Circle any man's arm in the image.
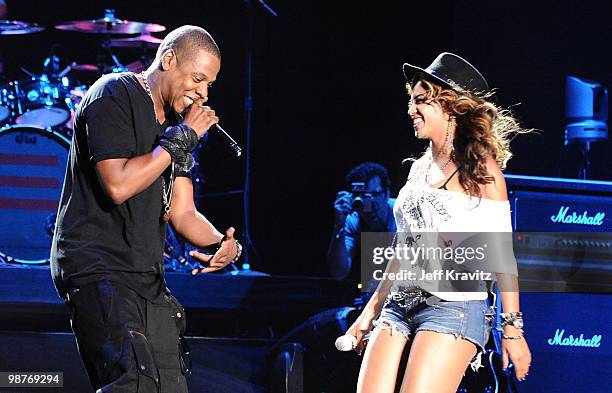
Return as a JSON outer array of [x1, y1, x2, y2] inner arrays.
[[95, 147, 171, 205], [170, 176, 238, 273], [327, 191, 355, 279], [91, 93, 217, 205], [327, 226, 355, 280], [169, 176, 223, 247]]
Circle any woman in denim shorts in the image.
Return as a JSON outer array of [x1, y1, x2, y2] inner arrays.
[[344, 53, 532, 393]]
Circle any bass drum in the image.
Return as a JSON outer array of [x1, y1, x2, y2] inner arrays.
[[0, 125, 70, 264], [15, 106, 70, 129]]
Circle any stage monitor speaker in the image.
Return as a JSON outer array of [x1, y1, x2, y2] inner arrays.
[[271, 307, 362, 393], [0, 332, 302, 393], [518, 292, 611, 393], [270, 342, 304, 393]]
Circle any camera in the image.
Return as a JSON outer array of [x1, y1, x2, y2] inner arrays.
[[350, 182, 373, 213]]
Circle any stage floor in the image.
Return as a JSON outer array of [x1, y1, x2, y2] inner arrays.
[[0, 264, 355, 336]]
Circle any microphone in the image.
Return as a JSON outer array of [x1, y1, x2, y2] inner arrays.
[[209, 124, 242, 157], [334, 334, 357, 351]]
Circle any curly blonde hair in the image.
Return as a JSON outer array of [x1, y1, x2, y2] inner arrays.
[[407, 79, 530, 197]]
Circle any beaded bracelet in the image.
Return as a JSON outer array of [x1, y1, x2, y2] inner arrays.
[[231, 239, 243, 263], [218, 234, 242, 263], [500, 311, 523, 320], [500, 311, 524, 331], [497, 325, 525, 340], [502, 333, 524, 340]]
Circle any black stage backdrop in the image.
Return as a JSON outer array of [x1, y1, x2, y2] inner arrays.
[[3, 0, 610, 275]]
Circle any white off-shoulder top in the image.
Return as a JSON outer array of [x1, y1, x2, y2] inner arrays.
[[391, 150, 514, 301]]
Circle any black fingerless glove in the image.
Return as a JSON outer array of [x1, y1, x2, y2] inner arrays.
[[159, 124, 198, 172], [173, 150, 195, 173]]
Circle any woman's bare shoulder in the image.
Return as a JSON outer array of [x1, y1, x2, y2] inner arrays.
[[480, 157, 508, 201]]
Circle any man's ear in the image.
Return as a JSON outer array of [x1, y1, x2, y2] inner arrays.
[[160, 49, 177, 71]]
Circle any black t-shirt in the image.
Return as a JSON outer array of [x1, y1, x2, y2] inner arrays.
[[50, 73, 187, 300]]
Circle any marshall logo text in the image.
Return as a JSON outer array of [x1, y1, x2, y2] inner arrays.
[[550, 206, 605, 226], [547, 329, 602, 348]]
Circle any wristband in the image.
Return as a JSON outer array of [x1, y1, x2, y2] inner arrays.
[[500, 311, 524, 330], [159, 124, 198, 172]]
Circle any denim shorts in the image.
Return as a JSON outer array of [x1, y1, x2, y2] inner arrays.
[[371, 292, 494, 371]]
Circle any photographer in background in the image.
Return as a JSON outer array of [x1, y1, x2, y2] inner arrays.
[[327, 162, 396, 280]]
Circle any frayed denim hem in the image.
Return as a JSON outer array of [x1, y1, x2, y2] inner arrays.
[[370, 319, 411, 340], [415, 328, 485, 372]]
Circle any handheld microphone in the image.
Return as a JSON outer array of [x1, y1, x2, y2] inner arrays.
[[209, 124, 242, 157], [334, 334, 357, 351]]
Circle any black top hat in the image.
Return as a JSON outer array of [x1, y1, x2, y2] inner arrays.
[[403, 52, 489, 93]]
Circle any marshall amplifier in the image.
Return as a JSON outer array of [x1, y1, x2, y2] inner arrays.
[[506, 175, 612, 292], [505, 175, 612, 392], [518, 292, 612, 393], [506, 174, 612, 232]]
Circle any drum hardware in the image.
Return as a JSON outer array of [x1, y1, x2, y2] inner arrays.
[[54, 9, 165, 35], [0, 10, 175, 266], [124, 57, 154, 73], [110, 34, 161, 73], [0, 20, 44, 35], [110, 34, 162, 48], [0, 41, 94, 130], [100, 39, 129, 73], [0, 81, 20, 123], [68, 62, 100, 73], [11, 64, 78, 129], [1, 11, 166, 148], [54, 10, 166, 74]]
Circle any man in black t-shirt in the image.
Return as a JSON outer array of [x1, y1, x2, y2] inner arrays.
[[50, 26, 239, 393]]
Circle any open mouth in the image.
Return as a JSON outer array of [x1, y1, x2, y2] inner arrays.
[[183, 96, 195, 107]]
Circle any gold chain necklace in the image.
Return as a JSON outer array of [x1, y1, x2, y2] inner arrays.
[[141, 72, 174, 223], [425, 147, 453, 184], [425, 117, 455, 184]]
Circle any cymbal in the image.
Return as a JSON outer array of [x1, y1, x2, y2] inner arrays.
[[125, 58, 154, 73], [110, 34, 162, 48], [0, 20, 44, 35], [70, 62, 100, 72], [70, 86, 88, 99], [55, 19, 165, 35]]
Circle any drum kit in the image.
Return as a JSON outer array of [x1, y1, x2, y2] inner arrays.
[[0, 9, 173, 265], [1, 9, 163, 130]]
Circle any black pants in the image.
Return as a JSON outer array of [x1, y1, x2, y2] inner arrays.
[[67, 280, 189, 393]]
